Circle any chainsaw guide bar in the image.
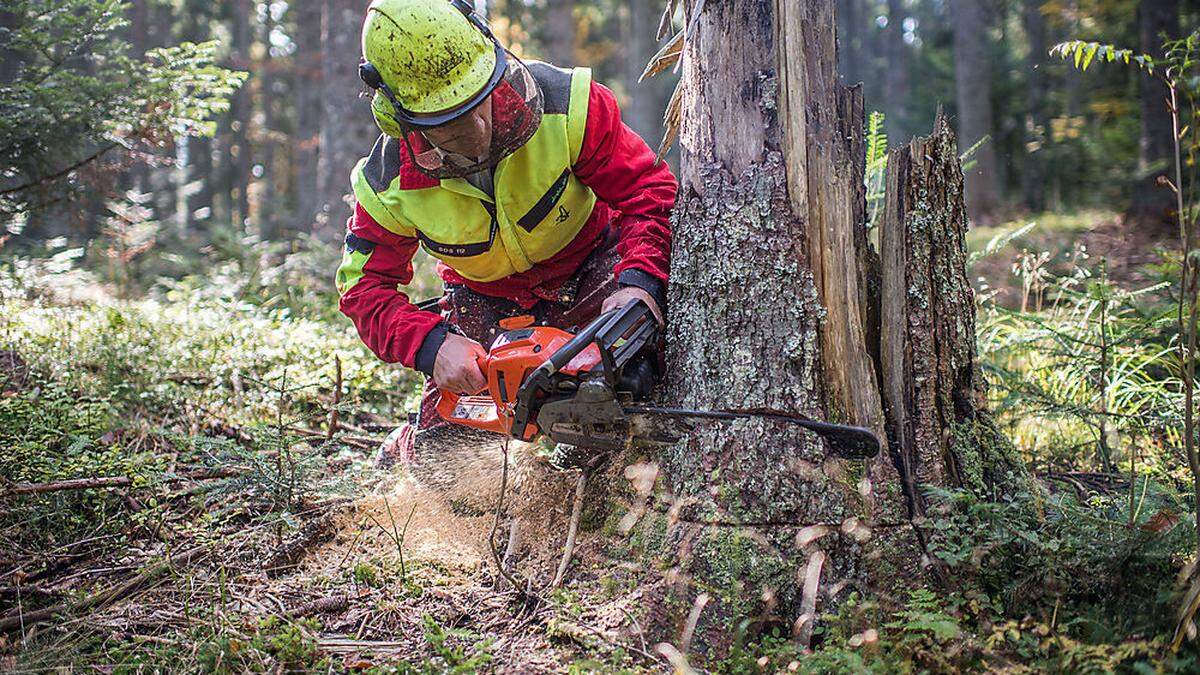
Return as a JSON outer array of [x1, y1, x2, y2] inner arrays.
[[436, 299, 882, 460]]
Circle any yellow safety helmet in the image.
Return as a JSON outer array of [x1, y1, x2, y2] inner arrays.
[[360, 0, 503, 136], [358, 0, 544, 178]]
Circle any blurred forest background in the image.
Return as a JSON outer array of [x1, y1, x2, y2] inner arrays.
[[7, 0, 1200, 255], [8, 0, 1200, 671]]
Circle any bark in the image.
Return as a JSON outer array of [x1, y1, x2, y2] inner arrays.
[[1020, 0, 1049, 213], [293, 0, 324, 231], [543, 0, 575, 66], [1129, 0, 1180, 226], [316, 0, 378, 243], [879, 111, 1027, 509], [951, 0, 1001, 223], [883, 0, 909, 144]]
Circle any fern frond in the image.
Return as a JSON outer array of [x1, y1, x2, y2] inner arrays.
[[1051, 40, 1157, 75]]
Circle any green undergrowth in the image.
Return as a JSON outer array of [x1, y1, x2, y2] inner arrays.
[[0, 278, 420, 569], [713, 485, 1199, 673]]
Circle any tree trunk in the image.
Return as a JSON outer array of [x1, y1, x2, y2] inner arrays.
[[1129, 0, 1179, 226], [259, 6, 280, 240], [542, 0, 575, 66], [644, 0, 890, 656], [180, 0, 215, 235], [883, 0, 909, 143], [316, 0, 378, 243], [879, 111, 1028, 508], [229, 0, 253, 231], [951, 0, 1001, 224], [293, 0, 324, 232], [1020, 0, 1049, 213], [613, 1, 1026, 661], [0, 8, 20, 85]]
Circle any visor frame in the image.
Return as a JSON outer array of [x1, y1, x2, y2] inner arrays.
[[397, 51, 544, 180]]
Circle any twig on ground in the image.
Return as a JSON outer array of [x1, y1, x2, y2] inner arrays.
[[551, 470, 588, 589]]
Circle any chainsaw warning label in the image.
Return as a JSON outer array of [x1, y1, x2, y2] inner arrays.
[[453, 401, 493, 421]]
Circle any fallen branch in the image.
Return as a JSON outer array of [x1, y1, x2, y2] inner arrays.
[[317, 637, 408, 654], [0, 544, 209, 632], [2, 468, 243, 497], [264, 512, 338, 576]]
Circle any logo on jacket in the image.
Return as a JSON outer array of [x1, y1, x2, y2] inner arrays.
[[555, 205, 570, 224]]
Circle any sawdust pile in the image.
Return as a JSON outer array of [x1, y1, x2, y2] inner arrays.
[[335, 427, 583, 576]]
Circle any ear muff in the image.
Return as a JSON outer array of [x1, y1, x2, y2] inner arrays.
[[369, 90, 407, 138], [360, 60, 408, 138]]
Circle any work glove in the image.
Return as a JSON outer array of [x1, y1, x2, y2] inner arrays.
[[601, 286, 664, 326]]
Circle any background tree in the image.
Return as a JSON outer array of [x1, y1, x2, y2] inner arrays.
[[1131, 0, 1181, 225], [316, 0, 377, 244], [952, 0, 1002, 223], [1021, 0, 1051, 213]]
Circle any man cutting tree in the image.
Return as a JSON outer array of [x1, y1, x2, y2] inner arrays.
[[335, 0, 675, 463]]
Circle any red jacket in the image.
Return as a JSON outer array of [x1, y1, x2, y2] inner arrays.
[[338, 81, 676, 374]]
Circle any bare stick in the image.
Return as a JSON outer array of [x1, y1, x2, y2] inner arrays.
[[551, 470, 589, 589], [326, 355, 343, 442], [2, 468, 242, 497], [488, 439, 523, 593]]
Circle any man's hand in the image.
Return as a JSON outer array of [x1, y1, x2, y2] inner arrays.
[[433, 333, 488, 395], [601, 286, 664, 326]]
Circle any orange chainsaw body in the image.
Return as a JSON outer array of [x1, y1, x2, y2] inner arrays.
[[435, 326, 603, 440]]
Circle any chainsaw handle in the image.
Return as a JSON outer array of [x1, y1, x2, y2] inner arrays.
[[542, 309, 620, 374]]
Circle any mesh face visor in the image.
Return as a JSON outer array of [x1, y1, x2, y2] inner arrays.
[[404, 54, 543, 179]]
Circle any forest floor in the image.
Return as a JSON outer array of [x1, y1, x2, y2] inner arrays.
[[0, 255, 660, 673], [968, 209, 1173, 306], [3, 209, 1200, 673]]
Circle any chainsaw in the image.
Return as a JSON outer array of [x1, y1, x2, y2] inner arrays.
[[435, 299, 881, 459]]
